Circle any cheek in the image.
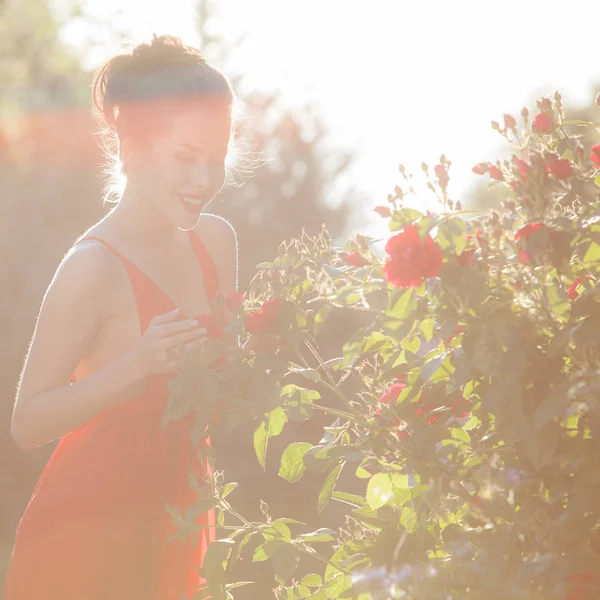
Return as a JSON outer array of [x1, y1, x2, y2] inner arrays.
[[151, 159, 189, 191]]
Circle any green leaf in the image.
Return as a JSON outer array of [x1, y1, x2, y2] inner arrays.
[[389, 208, 423, 231], [400, 505, 418, 533], [279, 442, 313, 482], [390, 473, 409, 489], [332, 491, 365, 508], [290, 367, 321, 382], [318, 463, 344, 513], [420, 318, 435, 342], [254, 407, 288, 469], [302, 573, 323, 588], [355, 463, 372, 479], [545, 280, 570, 317], [281, 385, 319, 421], [583, 240, 600, 265], [272, 543, 301, 584], [386, 288, 416, 320], [221, 482, 238, 498], [252, 539, 287, 562], [297, 528, 336, 543], [314, 304, 333, 334], [362, 331, 393, 354], [366, 473, 393, 510], [436, 217, 466, 254], [401, 335, 421, 353], [200, 538, 235, 581]]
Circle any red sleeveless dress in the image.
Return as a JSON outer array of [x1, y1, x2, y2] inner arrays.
[[4, 230, 220, 600]]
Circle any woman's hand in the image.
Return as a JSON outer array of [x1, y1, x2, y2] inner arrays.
[[131, 307, 209, 377]]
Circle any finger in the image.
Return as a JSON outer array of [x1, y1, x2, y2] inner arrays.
[[157, 329, 206, 353], [150, 307, 184, 326], [155, 319, 204, 338]]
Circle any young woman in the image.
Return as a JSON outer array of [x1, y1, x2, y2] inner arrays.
[[4, 34, 238, 599]]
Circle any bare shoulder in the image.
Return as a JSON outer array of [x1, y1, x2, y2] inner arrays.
[[60, 237, 122, 288], [195, 213, 237, 251], [195, 213, 238, 292]]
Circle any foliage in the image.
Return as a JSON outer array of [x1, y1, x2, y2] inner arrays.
[[167, 91, 600, 600]]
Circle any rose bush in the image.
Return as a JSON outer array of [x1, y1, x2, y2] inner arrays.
[[163, 91, 600, 600]]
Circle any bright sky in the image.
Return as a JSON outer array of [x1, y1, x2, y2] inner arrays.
[[61, 0, 600, 238]]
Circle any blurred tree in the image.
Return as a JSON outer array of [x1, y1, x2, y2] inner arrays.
[[0, 1, 104, 590]]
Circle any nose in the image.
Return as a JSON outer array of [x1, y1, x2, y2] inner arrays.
[[190, 159, 211, 191]]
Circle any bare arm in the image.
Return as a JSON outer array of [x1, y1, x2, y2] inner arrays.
[[10, 243, 142, 452], [11, 241, 209, 453]]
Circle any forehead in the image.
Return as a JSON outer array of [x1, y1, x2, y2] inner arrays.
[[165, 104, 232, 148]]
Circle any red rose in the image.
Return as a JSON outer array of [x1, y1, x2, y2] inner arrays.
[[591, 144, 600, 166], [224, 291, 245, 313], [466, 229, 488, 249], [374, 206, 392, 217], [567, 275, 591, 300], [416, 391, 441, 425], [472, 495, 485, 508], [379, 383, 406, 405], [416, 390, 470, 424], [472, 162, 489, 175], [514, 222, 555, 241], [196, 313, 225, 340], [245, 298, 280, 334], [344, 251, 370, 267], [514, 222, 556, 265], [568, 278, 582, 300], [488, 165, 504, 181], [548, 157, 573, 179], [532, 112, 553, 133], [449, 397, 471, 419], [383, 224, 443, 288], [442, 324, 465, 348], [457, 248, 476, 267], [514, 158, 530, 182]]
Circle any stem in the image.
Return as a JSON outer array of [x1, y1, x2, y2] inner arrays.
[[294, 343, 355, 412], [219, 497, 259, 530], [296, 542, 353, 576], [314, 403, 355, 421]]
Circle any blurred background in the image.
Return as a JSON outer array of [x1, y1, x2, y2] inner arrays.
[[0, 0, 599, 596]]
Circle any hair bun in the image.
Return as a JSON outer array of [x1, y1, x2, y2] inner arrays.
[[130, 34, 206, 67], [92, 33, 232, 136]]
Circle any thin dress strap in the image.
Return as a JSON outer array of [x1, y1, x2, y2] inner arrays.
[[70, 232, 222, 383]]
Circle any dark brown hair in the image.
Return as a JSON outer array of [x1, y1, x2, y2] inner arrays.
[[91, 34, 238, 203]]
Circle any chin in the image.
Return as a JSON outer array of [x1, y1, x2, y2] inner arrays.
[[176, 208, 203, 231]]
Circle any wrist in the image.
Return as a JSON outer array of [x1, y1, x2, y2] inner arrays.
[[121, 347, 147, 383]]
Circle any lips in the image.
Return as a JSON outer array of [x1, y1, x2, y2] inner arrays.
[[178, 193, 205, 215]]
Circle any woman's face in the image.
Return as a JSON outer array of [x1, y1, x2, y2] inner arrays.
[[133, 104, 231, 230]]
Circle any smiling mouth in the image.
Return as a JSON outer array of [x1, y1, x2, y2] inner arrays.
[[178, 193, 206, 214]]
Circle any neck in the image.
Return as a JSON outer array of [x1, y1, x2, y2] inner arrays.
[[110, 181, 181, 250]]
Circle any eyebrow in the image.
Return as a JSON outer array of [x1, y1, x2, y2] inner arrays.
[[179, 142, 228, 153]]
